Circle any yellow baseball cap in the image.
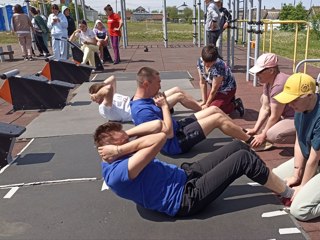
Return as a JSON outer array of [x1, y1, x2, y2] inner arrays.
[[274, 73, 316, 104]]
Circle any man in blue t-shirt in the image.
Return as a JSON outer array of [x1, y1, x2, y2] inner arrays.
[[94, 118, 294, 217], [273, 73, 320, 221], [130, 66, 255, 155]]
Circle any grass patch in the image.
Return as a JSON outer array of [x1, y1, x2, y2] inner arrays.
[[1, 22, 319, 67]]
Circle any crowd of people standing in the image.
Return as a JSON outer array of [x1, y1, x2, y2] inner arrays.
[[10, 3, 121, 66]]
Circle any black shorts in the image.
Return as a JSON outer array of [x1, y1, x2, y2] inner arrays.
[[176, 114, 206, 153]]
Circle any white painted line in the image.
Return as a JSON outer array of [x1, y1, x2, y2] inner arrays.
[[101, 180, 109, 191], [3, 187, 19, 199], [262, 210, 288, 218], [279, 227, 301, 235], [91, 73, 97, 81], [0, 177, 98, 189], [247, 182, 261, 186], [0, 138, 34, 175]]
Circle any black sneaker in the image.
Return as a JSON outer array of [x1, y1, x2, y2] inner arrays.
[[234, 98, 245, 117]]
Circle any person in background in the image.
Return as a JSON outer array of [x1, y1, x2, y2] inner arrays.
[[38, 9, 49, 49], [214, 0, 232, 57], [93, 19, 111, 63], [30, 7, 50, 57], [197, 44, 244, 116], [204, 0, 221, 46], [247, 53, 295, 151], [104, 4, 122, 64], [11, 4, 34, 61], [273, 73, 320, 221], [69, 20, 99, 68], [94, 120, 294, 217], [47, 4, 68, 60], [62, 6, 76, 58]]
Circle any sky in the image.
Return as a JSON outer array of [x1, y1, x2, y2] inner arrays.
[[0, 0, 319, 14]]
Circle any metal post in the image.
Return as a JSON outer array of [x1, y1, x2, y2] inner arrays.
[[80, 0, 87, 21], [192, 0, 197, 45], [74, 0, 80, 24], [226, 0, 231, 66], [242, 0, 247, 45], [120, 0, 127, 48], [230, 0, 235, 68], [253, 0, 262, 86], [203, 1, 207, 46], [197, 0, 201, 47], [235, 0, 239, 43], [163, 0, 168, 48], [246, 0, 253, 82]]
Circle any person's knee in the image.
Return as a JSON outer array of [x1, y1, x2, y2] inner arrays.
[[171, 86, 182, 94], [207, 105, 222, 114], [290, 202, 316, 221]]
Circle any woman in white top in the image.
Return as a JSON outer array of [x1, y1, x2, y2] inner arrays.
[[47, 4, 68, 60], [69, 19, 99, 67], [89, 76, 202, 122]]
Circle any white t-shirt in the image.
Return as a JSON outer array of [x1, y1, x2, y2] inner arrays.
[[99, 93, 132, 122], [76, 29, 96, 44]]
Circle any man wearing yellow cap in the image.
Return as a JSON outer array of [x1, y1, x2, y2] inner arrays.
[[272, 72, 320, 221]]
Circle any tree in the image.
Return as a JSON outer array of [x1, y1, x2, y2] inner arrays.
[[166, 6, 178, 21], [311, 13, 320, 40], [279, 2, 307, 31], [182, 7, 193, 23]]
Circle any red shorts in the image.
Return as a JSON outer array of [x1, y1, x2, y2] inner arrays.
[[209, 89, 236, 114]]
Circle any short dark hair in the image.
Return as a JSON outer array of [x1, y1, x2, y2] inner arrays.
[[104, 4, 113, 12], [137, 67, 159, 85], [89, 83, 106, 94], [51, 4, 59, 11], [13, 4, 24, 14], [201, 44, 219, 62], [30, 7, 38, 15], [78, 19, 87, 26], [93, 122, 123, 147]]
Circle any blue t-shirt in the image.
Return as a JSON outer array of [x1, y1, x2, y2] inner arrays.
[[197, 57, 236, 94], [130, 98, 182, 155], [102, 157, 187, 216], [295, 94, 320, 159]]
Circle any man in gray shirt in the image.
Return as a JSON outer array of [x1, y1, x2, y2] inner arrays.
[[205, 0, 221, 46]]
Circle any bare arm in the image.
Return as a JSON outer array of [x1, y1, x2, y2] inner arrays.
[[204, 76, 223, 108], [247, 94, 270, 135], [69, 29, 80, 41], [128, 132, 166, 179], [98, 132, 167, 179], [115, 18, 123, 31], [251, 100, 285, 147], [286, 135, 306, 187], [125, 120, 162, 138], [154, 92, 174, 138], [103, 75, 116, 92], [198, 69, 208, 105], [300, 147, 319, 186]]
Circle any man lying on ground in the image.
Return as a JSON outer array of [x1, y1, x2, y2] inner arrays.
[[89, 75, 202, 122], [94, 119, 294, 217]]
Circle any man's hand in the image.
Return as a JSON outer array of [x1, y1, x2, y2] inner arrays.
[[285, 176, 301, 187], [245, 128, 256, 136], [154, 92, 168, 108], [98, 145, 119, 163], [250, 133, 267, 147]]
